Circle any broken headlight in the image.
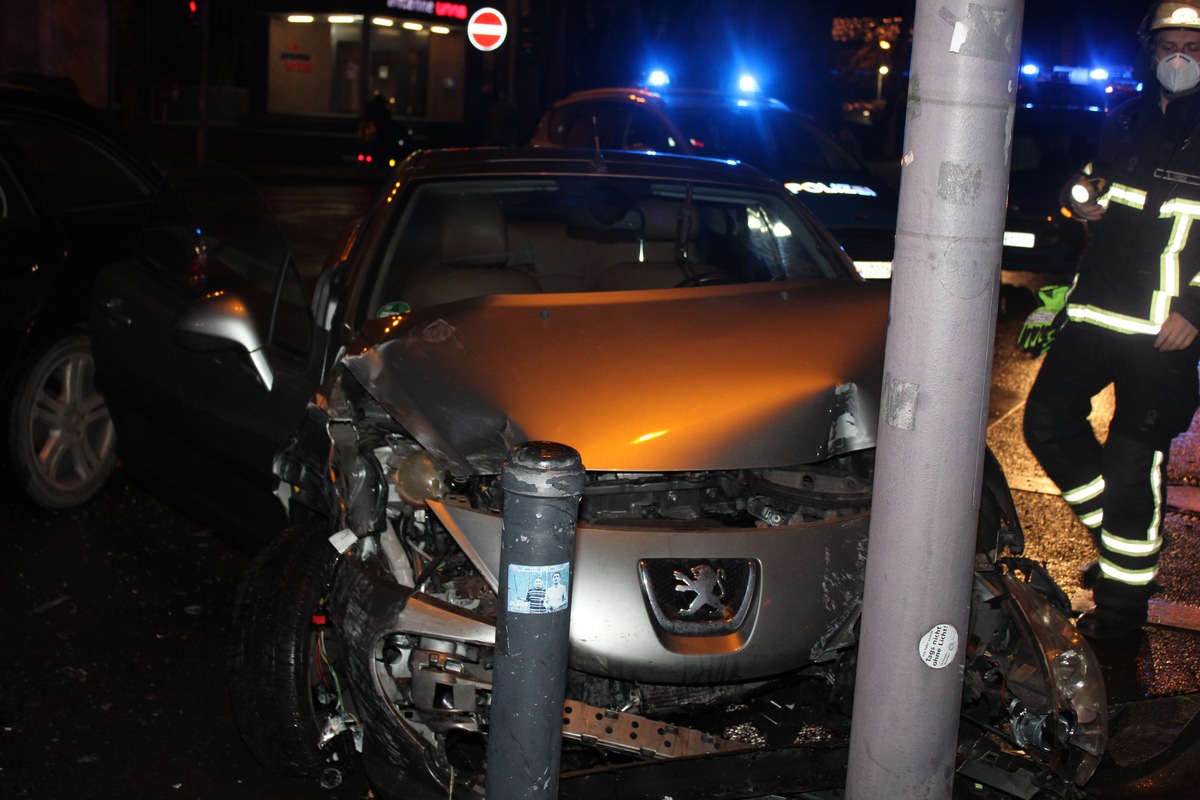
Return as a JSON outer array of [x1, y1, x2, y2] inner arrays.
[[1001, 570, 1107, 785]]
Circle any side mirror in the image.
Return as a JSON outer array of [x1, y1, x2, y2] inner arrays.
[[174, 293, 275, 390]]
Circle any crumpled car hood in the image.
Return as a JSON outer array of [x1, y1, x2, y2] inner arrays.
[[343, 280, 890, 475]]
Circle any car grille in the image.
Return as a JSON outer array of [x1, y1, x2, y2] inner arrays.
[[638, 558, 758, 635]]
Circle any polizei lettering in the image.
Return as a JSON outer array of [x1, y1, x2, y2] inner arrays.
[[785, 181, 878, 197]]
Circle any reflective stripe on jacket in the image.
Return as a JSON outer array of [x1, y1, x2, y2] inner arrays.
[[1065, 92, 1200, 336]]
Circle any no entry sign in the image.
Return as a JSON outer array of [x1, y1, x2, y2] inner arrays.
[[467, 7, 507, 52]]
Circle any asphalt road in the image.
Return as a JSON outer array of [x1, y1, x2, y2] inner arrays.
[[0, 471, 374, 800], [4, 175, 1200, 798]]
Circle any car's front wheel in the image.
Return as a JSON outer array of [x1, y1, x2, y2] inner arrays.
[[229, 522, 358, 789], [8, 332, 116, 509]]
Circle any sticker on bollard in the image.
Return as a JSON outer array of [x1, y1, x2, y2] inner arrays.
[[487, 442, 583, 800], [506, 562, 570, 613]]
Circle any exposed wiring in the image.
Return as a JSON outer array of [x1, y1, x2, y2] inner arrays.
[[318, 628, 359, 726], [959, 710, 1018, 747]]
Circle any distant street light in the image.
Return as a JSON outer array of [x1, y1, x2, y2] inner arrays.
[[876, 65, 890, 100]]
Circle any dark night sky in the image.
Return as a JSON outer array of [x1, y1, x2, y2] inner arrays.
[[837, 0, 1149, 62], [813, 1, 1151, 69], [1020, 1, 1150, 69], [600, 1, 1155, 118], [611, 2, 1153, 84]]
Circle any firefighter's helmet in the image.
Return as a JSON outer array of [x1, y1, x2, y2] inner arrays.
[[1142, 2, 1200, 42]]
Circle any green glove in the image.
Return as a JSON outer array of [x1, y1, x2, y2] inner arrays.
[[1017, 285, 1070, 357]]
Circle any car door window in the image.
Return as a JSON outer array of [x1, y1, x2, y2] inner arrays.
[[0, 156, 35, 222], [547, 104, 604, 147], [144, 165, 313, 356], [0, 119, 151, 210], [624, 107, 676, 152], [270, 258, 312, 355], [196, 213, 312, 356], [546, 102, 641, 150], [669, 108, 863, 173]]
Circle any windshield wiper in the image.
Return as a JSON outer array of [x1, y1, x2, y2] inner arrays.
[[675, 183, 698, 284]]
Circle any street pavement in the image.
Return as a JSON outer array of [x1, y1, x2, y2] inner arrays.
[[0, 471, 375, 800]]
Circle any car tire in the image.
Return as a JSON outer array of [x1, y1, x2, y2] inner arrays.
[[228, 522, 353, 785], [8, 332, 116, 509], [332, 558, 456, 800]]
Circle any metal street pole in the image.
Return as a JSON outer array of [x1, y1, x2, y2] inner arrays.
[[197, 0, 209, 162], [845, 1, 1023, 798]]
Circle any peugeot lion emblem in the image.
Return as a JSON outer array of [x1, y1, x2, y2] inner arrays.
[[673, 564, 727, 617], [639, 559, 758, 635]]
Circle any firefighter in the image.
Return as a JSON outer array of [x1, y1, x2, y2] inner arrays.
[[1021, 1, 1200, 639]]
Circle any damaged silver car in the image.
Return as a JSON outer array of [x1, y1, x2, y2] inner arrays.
[[93, 149, 1106, 798]]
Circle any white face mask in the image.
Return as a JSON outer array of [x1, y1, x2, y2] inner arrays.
[[1158, 52, 1200, 94]]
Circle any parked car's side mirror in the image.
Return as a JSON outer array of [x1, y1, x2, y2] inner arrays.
[[174, 293, 275, 390]]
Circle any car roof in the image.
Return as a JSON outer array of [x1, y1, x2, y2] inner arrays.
[[402, 146, 784, 189], [1016, 79, 1110, 111], [2, 78, 110, 123], [550, 86, 794, 115], [0, 78, 161, 177]]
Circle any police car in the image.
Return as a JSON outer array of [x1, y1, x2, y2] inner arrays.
[[1002, 77, 1109, 274], [530, 77, 898, 279]]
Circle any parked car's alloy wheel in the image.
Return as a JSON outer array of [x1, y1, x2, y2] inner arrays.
[[9, 333, 116, 509]]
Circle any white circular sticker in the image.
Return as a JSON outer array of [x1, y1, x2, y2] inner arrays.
[[918, 623, 959, 669]]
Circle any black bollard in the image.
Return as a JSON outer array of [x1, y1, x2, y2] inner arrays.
[[485, 442, 584, 800]]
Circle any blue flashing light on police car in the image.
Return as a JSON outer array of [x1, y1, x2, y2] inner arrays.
[[647, 69, 670, 88], [738, 73, 761, 93]]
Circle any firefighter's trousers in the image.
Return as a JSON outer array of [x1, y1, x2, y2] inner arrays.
[[1023, 322, 1200, 611]]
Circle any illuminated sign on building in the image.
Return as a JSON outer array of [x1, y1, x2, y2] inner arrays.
[[281, 42, 313, 73], [386, 0, 469, 19]]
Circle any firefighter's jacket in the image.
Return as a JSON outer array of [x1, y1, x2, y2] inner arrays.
[[1066, 90, 1200, 336]]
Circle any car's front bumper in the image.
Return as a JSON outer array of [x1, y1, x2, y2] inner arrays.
[[429, 499, 868, 683]]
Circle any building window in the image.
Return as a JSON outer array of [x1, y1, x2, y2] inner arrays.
[[268, 15, 430, 117]]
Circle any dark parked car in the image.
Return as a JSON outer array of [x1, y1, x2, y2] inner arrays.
[[0, 78, 163, 508], [530, 87, 898, 279], [88, 162, 315, 544]]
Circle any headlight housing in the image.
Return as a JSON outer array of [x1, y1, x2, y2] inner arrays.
[[998, 567, 1107, 785]]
